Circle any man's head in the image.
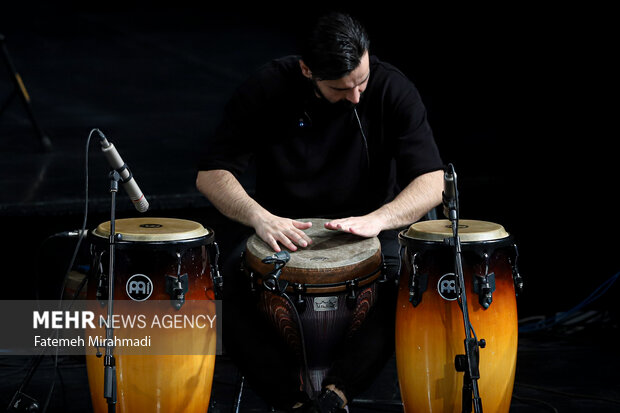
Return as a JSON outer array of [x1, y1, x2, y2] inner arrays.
[[299, 12, 370, 105]]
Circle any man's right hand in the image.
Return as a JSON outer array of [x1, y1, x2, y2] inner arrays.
[[250, 212, 313, 252], [196, 170, 313, 252]]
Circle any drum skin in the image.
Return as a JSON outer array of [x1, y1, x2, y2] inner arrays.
[[396, 224, 518, 413], [85, 218, 216, 413]]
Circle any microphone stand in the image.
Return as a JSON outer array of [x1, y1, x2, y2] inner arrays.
[[102, 170, 120, 413], [444, 164, 484, 413]]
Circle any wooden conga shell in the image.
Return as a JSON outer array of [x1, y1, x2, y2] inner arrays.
[[86, 218, 217, 413], [395, 219, 518, 413]]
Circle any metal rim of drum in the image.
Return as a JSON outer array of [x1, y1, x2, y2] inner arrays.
[[399, 219, 512, 250], [90, 217, 214, 249]]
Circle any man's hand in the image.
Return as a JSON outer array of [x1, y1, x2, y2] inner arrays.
[[325, 170, 444, 237], [197, 170, 313, 252], [324, 215, 385, 238], [252, 213, 313, 252]]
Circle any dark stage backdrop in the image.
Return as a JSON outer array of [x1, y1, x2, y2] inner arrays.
[[0, 2, 616, 321]]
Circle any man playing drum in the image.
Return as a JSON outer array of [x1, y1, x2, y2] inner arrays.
[[196, 12, 444, 412]]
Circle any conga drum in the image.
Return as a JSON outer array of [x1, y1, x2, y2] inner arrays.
[[86, 217, 219, 413], [243, 218, 383, 396], [396, 219, 521, 413]]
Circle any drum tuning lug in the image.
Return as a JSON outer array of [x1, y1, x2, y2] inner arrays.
[[248, 271, 257, 293], [295, 294, 307, 313], [346, 279, 358, 309], [510, 243, 524, 295], [473, 274, 495, 309], [408, 253, 427, 307], [210, 241, 224, 299], [473, 254, 495, 310], [478, 339, 486, 348], [166, 273, 188, 310]]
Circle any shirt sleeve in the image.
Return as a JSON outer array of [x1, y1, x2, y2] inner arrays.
[[196, 72, 266, 178], [383, 70, 444, 187]]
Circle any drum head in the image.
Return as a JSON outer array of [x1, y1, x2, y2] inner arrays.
[[92, 217, 211, 243], [245, 218, 382, 289], [403, 219, 509, 243], [246, 218, 380, 270]]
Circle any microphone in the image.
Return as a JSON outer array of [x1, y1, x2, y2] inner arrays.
[[442, 163, 457, 220], [97, 131, 149, 213]]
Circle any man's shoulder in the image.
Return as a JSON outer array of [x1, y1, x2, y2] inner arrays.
[[254, 55, 301, 80], [369, 55, 411, 84]]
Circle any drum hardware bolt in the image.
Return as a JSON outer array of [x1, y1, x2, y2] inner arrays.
[[346, 279, 358, 309], [248, 271, 257, 293], [211, 241, 224, 299], [408, 253, 427, 307], [96, 271, 108, 305], [479, 339, 486, 348], [166, 252, 189, 310], [166, 273, 188, 310], [293, 284, 307, 313], [378, 256, 389, 283], [510, 243, 524, 295], [473, 253, 495, 309]]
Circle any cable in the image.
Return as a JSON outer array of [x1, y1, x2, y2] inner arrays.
[[511, 394, 559, 413], [42, 128, 97, 413], [519, 271, 620, 333], [353, 108, 370, 168], [516, 383, 620, 405], [282, 291, 313, 400], [7, 129, 97, 413]]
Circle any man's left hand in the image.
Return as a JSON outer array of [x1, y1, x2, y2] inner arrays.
[[324, 215, 385, 238]]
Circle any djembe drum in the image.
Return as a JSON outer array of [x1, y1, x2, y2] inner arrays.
[[243, 218, 384, 396]]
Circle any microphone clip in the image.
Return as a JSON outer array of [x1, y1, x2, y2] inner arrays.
[[261, 251, 291, 294]]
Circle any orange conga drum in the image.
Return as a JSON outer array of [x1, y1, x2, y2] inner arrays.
[[396, 219, 521, 412], [85, 217, 218, 413], [243, 218, 383, 396]]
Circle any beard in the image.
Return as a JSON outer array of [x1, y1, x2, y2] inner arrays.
[[310, 78, 359, 113]]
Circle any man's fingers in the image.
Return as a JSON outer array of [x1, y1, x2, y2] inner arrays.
[[265, 234, 281, 252], [276, 233, 298, 251], [292, 220, 312, 230]]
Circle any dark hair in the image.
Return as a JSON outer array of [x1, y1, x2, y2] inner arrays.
[[300, 12, 370, 80]]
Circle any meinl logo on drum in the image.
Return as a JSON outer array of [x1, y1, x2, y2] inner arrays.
[[126, 273, 154, 301], [437, 273, 459, 301]]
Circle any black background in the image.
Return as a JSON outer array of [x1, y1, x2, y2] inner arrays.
[[0, 1, 617, 320]]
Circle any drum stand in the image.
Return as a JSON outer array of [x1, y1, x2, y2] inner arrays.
[[443, 163, 485, 413]]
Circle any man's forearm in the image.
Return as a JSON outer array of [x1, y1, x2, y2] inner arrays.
[[196, 169, 266, 227], [371, 169, 444, 230]]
